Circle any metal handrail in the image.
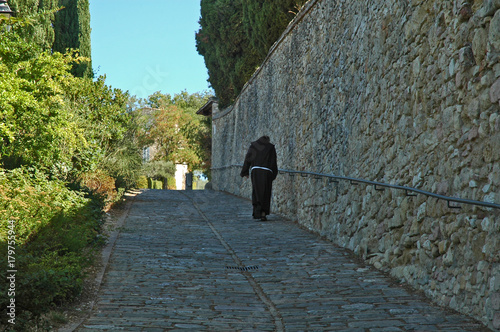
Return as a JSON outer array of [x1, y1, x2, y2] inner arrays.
[[212, 164, 500, 210]]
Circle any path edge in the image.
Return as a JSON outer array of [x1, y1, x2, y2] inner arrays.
[[58, 190, 140, 332]]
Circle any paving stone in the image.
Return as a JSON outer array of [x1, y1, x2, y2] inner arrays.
[[74, 190, 490, 331]]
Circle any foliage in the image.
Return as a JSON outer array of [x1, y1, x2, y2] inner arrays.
[[101, 109, 150, 189], [147, 105, 190, 163], [78, 169, 119, 211], [0, 168, 91, 243], [142, 160, 176, 181], [171, 92, 213, 175], [64, 75, 131, 175], [53, 0, 92, 77], [242, 0, 306, 59], [8, 0, 60, 51], [9, 0, 92, 77], [136, 175, 149, 189], [166, 176, 176, 189], [0, 47, 87, 171], [149, 178, 165, 189], [0, 27, 41, 65], [0, 16, 129, 329], [196, 0, 256, 108], [196, 0, 307, 107], [138, 91, 213, 177], [184, 114, 212, 179], [103, 137, 143, 190], [0, 27, 131, 181], [0, 167, 104, 329]]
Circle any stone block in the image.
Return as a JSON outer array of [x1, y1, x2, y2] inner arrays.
[[416, 202, 426, 222], [479, 0, 500, 17], [490, 112, 500, 132], [490, 78, 500, 105], [480, 217, 492, 232], [459, 45, 476, 68], [484, 192, 497, 204], [388, 214, 404, 229], [443, 248, 454, 267], [438, 240, 450, 255], [494, 311, 500, 330], [489, 10, 500, 51], [492, 292, 500, 310], [451, 232, 462, 245], [491, 274, 500, 291], [472, 28, 488, 63]]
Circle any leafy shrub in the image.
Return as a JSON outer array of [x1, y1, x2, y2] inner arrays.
[[0, 168, 89, 243], [78, 169, 118, 211], [150, 179, 164, 189], [136, 175, 148, 189], [0, 168, 104, 330], [167, 176, 176, 189], [141, 160, 176, 180]]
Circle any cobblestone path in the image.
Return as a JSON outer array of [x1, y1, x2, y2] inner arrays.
[[75, 189, 489, 331]]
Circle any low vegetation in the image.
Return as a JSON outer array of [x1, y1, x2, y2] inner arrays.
[[0, 168, 105, 329]]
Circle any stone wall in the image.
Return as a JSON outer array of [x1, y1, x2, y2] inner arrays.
[[210, 0, 500, 329]]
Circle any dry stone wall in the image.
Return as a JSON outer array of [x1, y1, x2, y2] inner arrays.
[[211, 0, 500, 329]]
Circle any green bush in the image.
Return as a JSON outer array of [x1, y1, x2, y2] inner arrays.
[[148, 178, 164, 189], [0, 167, 104, 330], [167, 176, 176, 189], [0, 168, 90, 243], [136, 175, 169, 190], [136, 175, 148, 189], [196, 0, 308, 107]]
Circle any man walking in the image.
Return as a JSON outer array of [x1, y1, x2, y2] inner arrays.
[[240, 136, 278, 221]]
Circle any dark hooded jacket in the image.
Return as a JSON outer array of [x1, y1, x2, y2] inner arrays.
[[240, 136, 278, 180]]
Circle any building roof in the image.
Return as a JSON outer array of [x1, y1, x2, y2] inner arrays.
[[196, 99, 217, 116]]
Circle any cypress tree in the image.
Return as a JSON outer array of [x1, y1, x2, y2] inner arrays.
[[242, 0, 307, 59], [196, 0, 259, 108], [53, 0, 92, 78], [196, 0, 307, 108], [9, 0, 59, 50], [8, 0, 92, 78]]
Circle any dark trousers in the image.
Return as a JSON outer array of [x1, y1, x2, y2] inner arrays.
[[251, 169, 273, 218]]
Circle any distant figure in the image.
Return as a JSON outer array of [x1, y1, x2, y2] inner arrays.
[[240, 136, 278, 221]]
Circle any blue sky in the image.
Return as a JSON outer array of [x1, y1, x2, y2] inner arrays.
[[89, 0, 211, 100]]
